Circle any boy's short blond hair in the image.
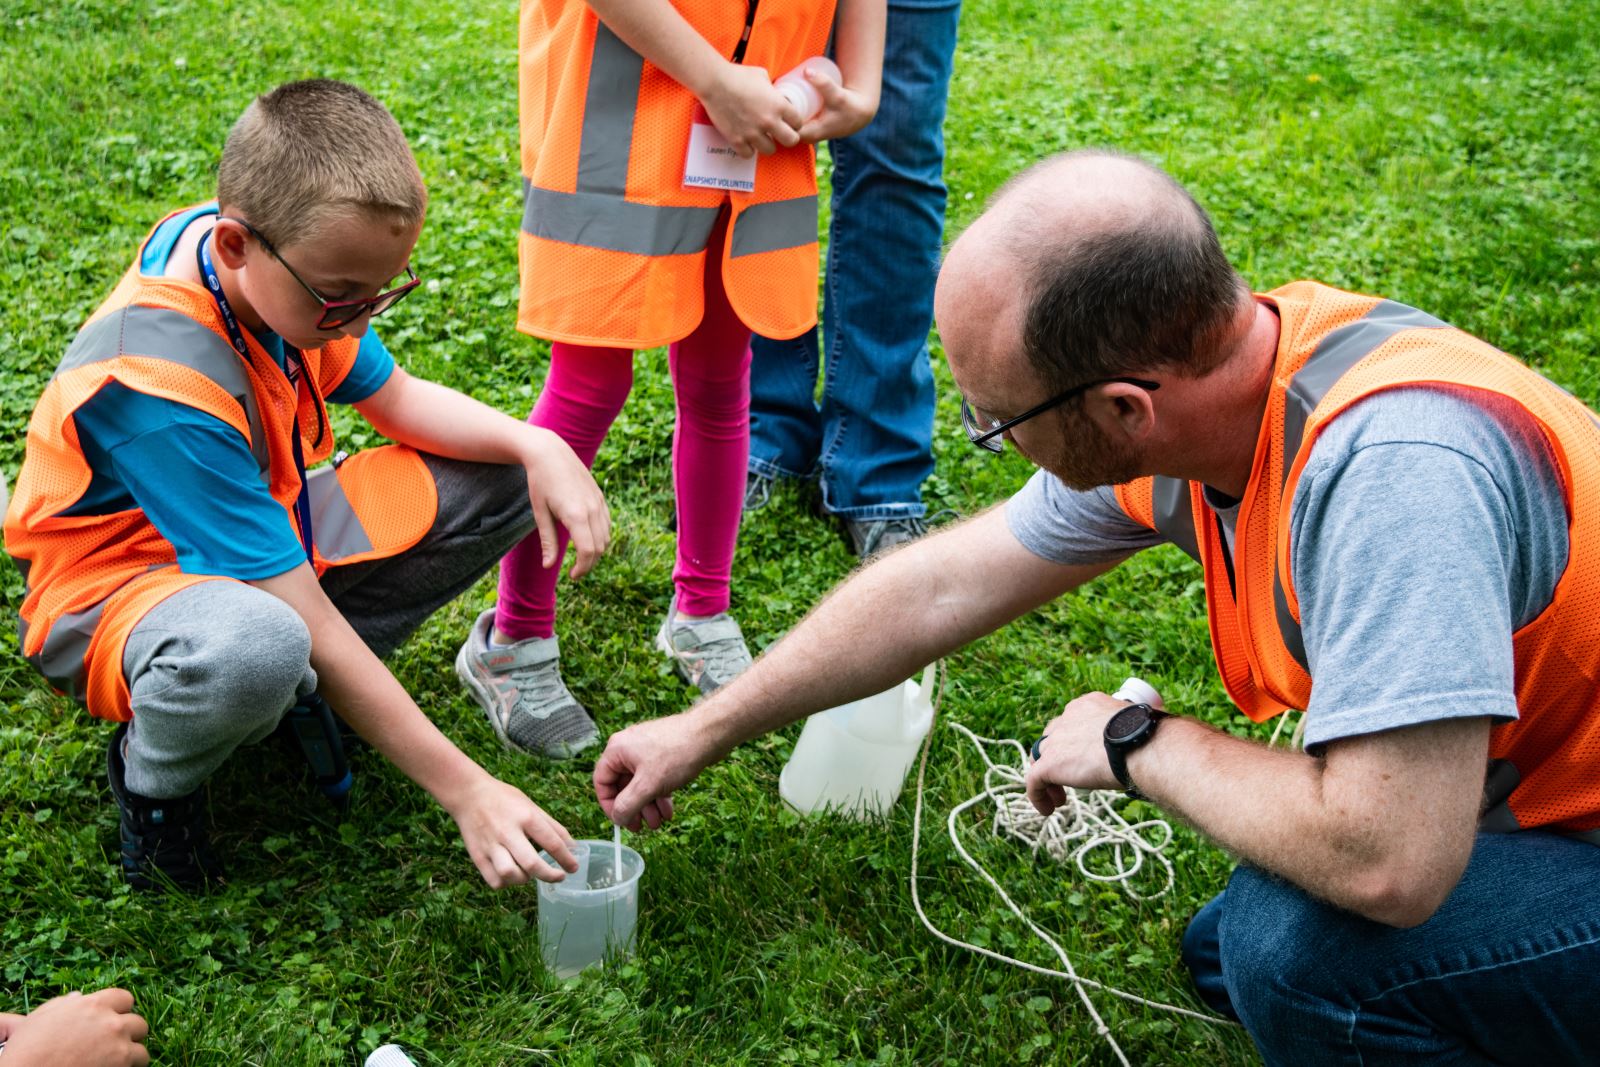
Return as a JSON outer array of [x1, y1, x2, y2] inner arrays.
[[217, 79, 427, 248]]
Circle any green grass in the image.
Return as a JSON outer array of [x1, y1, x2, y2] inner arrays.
[[2, 0, 1597, 1063]]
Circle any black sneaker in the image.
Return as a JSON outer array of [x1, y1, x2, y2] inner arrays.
[[107, 722, 224, 891], [841, 515, 928, 559]]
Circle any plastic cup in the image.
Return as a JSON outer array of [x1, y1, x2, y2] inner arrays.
[[365, 1045, 419, 1067], [537, 840, 644, 978]]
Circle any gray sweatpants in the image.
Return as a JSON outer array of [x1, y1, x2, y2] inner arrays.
[[119, 454, 534, 798]]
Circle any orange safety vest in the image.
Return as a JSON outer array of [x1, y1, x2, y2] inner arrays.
[[517, 0, 835, 349], [3, 209, 438, 722], [1114, 281, 1600, 842]]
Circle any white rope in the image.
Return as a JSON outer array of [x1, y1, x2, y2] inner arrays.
[[907, 664, 1238, 1067], [944, 721, 1176, 900]]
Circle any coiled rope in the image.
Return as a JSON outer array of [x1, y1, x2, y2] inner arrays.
[[907, 664, 1238, 1066]]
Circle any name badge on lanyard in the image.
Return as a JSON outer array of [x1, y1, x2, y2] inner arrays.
[[683, 102, 758, 193]]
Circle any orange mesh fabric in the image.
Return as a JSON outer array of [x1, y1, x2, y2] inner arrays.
[[1113, 480, 1154, 528], [519, 235, 708, 350], [1283, 321, 1600, 834], [517, 0, 834, 347], [1105, 279, 1600, 836], [312, 445, 437, 570], [5, 253, 434, 720]]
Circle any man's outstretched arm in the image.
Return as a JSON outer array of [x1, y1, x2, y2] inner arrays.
[[595, 504, 1118, 829]]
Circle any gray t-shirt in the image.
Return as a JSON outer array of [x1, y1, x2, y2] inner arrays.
[[1005, 386, 1569, 749]]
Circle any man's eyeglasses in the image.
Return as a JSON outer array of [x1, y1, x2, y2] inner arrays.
[[961, 376, 1161, 453], [227, 217, 421, 330]]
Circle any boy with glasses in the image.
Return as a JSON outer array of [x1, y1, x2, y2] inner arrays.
[[4, 79, 608, 892]]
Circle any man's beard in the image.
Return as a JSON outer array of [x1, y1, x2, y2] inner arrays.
[[1039, 405, 1144, 491]]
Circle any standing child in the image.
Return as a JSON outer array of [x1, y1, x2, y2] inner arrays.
[[5, 80, 607, 891], [457, 0, 885, 758]]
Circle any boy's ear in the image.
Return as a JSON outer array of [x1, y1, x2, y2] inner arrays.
[[211, 218, 253, 270]]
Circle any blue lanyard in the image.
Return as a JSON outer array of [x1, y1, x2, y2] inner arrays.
[[198, 232, 316, 565]]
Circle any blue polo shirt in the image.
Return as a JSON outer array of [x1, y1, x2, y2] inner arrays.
[[66, 204, 397, 579]]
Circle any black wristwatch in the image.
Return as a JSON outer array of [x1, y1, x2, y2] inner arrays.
[[1103, 703, 1169, 798]]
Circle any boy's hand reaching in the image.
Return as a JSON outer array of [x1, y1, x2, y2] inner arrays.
[[444, 775, 580, 888], [796, 68, 878, 144], [522, 427, 611, 579], [700, 61, 804, 158]]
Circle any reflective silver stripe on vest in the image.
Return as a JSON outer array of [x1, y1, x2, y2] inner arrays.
[[305, 466, 374, 562], [25, 596, 108, 704], [523, 181, 721, 256], [579, 22, 642, 197], [1150, 475, 1201, 564], [730, 195, 818, 257], [1272, 300, 1454, 668], [520, 21, 815, 260], [55, 305, 269, 473]]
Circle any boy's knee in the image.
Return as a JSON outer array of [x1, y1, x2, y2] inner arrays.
[[163, 589, 311, 723], [214, 597, 312, 709]]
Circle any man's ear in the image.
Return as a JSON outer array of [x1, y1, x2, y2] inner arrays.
[[210, 217, 253, 270], [1087, 380, 1158, 443]]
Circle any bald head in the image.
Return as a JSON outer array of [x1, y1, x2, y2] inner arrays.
[[937, 150, 1248, 395]]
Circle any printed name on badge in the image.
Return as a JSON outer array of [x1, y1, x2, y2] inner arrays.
[[683, 106, 758, 193]]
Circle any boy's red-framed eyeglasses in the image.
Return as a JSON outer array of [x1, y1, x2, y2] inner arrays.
[[226, 216, 422, 330]]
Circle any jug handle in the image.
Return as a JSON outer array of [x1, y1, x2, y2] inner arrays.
[[914, 661, 939, 706]]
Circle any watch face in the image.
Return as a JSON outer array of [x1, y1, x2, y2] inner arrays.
[[1105, 704, 1151, 743]]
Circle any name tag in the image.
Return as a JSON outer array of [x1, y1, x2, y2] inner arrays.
[[683, 105, 757, 193]]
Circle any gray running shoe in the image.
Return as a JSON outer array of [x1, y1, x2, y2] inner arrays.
[[654, 597, 753, 694], [455, 608, 598, 759], [842, 515, 928, 559], [743, 470, 775, 513]]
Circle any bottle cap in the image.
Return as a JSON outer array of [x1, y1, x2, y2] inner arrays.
[[1113, 677, 1164, 709]]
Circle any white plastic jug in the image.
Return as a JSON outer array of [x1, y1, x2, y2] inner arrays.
[[779, 664, 937, 819]]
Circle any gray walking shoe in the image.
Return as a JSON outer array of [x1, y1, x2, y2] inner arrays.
[[654, 597, 753, 694], [743, 470, 775, 513], [842, 515, 928, 559], [455, 608, 598, 759]]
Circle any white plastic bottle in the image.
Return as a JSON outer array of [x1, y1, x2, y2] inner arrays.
[[1113, 677, 1164, 708], [773, 56, 842, 121]]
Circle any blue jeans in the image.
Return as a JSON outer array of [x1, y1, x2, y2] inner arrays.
[[747, 0, 961, 520], [1180, 832, 1600, 1066]]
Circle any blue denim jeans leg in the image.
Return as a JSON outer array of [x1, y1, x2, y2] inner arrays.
[[1181, 832, 1600, 1066], [747, 0, 961, 520]]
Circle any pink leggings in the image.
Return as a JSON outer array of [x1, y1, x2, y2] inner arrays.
[[495, 245, 753, 641]]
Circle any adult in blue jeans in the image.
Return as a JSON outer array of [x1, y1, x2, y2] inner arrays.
[[746, 0, 961, 558], [596, 153, 1600, 1064]]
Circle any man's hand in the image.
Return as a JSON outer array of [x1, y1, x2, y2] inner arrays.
[[1024, 691, 1131, 814], [521, 426, 610, 579], [796, 68, 878, 144], [442, 776, 580, 888], [594, 712, 726, 831], [0, 989, 150, 1067], [700, 61, 804, 158]]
